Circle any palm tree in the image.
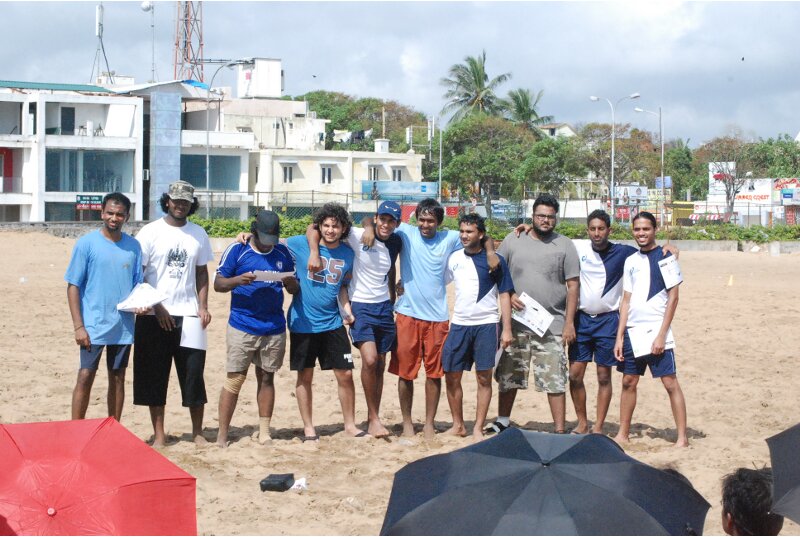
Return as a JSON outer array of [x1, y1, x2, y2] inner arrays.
[[501, 88, 554, 138], [440, 50, 511, 122]]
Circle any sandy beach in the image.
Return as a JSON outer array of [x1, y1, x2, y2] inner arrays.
[[1, 230, 798, 535]]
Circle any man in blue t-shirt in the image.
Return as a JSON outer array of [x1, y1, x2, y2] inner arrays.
[[214, 210, 298, 448], [65, 192, 142, 421], [284, 203, 365, 441], [364, 198, 498, 439]]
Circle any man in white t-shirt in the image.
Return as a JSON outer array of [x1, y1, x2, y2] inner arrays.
[[307, 201, 402, 438], [134, 180, 214, 447]]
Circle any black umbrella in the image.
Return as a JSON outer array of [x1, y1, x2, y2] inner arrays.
[[767, 422, 800, 524], [381, 428, 709, 536]]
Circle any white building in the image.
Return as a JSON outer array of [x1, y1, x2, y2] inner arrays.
[[0, 81, 143, 221]]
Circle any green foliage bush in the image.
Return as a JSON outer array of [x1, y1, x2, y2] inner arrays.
[[192, 215, 799, 244]]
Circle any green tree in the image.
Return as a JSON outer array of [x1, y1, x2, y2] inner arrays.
[[440, 50, 511, 122], [664, 139, 698, 200], [516, 136, 587, 197], [749, 134, 800, 177], [694, 134, 758, 214], [442, 113, 534, 215], [500, 88, 554, 138], [298, 90, 427, 151]]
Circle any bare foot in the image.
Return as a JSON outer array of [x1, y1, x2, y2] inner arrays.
[[444, 424, 467, 437], [591, 425, 605, 434], [471, 432, 484, 443], [151, 437, 166, 449], [674, 438, 689, 448], [216, 439, 228, 449], [194, 434, 209, 445], [612, 434, 629, 445], [423, 424, 437, 440], [367, 420, 391, 438], [571, 423, 590, 434], [401, 423, 415, 437]]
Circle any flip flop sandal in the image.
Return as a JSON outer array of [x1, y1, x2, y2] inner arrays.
[[483, 421, 509, 435]]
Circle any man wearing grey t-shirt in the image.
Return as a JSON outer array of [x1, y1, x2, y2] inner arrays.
[[487, 194, 579, 434]]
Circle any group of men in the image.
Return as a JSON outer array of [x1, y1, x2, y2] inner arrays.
[[67, 182, 687, 448]]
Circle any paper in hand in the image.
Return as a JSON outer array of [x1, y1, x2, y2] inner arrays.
[[658, 256, 683, 289], [117, 282, 168, 312]]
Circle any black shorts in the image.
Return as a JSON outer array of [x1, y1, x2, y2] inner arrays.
[[133, 315, 207, 407], [290, 326, 353, 371]]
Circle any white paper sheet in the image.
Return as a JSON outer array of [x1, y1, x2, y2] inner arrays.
[[180, 316, 207, 350], [627, 324, 675, 358], [253, 270, 296, 282], [116, 282, 168, 312], [494, 347, 504, 368], [511, 292, 554, 337], [658, 256, 683, 289]]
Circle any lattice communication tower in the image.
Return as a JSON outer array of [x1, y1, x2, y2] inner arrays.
[[173, 1, 204, 81]]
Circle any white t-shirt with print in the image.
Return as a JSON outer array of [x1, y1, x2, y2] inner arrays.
[[136, 218, 214, 316]]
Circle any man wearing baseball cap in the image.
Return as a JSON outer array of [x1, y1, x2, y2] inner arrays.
[[214, 210, 299, 447], [306, 200, 402, 438], [133, 180, 214, 447]]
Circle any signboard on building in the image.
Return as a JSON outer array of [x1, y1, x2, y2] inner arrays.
[[782, 188, 800, 206], [615, 183, 648, 205], [708, 162, 735, 197], [655, 176, 672, 189], [76, 195, 103, 210], [361, 180, 437, 201]]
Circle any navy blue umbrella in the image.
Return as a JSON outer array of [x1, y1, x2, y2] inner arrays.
[[767, 422, 800, 524], [381, 429, 709, 535]]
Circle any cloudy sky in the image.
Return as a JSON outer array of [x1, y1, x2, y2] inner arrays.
[[3, 1, 799, 146]]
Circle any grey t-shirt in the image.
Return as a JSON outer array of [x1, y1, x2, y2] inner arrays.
[[498, 230, 580, 335]]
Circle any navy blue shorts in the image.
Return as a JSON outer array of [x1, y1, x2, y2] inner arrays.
[[349, 300, 396, 354], [80, 344, 131, 371], [442, 323, 498, 373], [569, 311, 618, 368], [616, 330, 677, 378]]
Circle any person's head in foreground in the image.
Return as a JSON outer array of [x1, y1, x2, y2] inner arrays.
[[721, 467, 784, 536], [100, 192, 131, 234], [414, 198, 444, 239], [531, 194, 559, 238], [160, 180, 199, 220], [458, 213, 486, 252], [375, 201, 401, 240], [586, 209, 612, 251], [251, 210, 280, 252], [313, 202, 352, 246], [632, 210, 658, 250]]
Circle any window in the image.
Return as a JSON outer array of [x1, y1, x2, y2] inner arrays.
[[321, 166, 332, 185], [180, 155, 241, 191], [45, 149, 134, 192], [392, 168, 402, 182], [283, 165, 293, 184], [369, 166, 380, 181]]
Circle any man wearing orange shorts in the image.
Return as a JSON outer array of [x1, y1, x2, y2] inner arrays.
[[388, 199, 497, 439]]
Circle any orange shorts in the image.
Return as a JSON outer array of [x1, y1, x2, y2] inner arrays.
[[388, 313, 449, 380]]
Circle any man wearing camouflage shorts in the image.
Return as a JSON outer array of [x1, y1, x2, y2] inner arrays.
[[489, 194, 579, 434]]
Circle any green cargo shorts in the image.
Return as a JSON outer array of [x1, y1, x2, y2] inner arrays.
[[494, 328, 567, 394]]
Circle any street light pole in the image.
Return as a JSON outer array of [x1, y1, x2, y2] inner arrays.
[[635, 106, 665, 226], [590, 92, 640, 223], [204, 59, 253, 190]]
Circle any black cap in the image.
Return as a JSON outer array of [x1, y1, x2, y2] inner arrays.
[[255, 210, 280, 245]]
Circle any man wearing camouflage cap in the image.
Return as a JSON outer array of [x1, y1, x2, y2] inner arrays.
[[133, 180, 214, 447]]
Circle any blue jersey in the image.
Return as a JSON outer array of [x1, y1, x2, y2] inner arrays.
[[574, 240, 637, 314], [216, 241, 294, 336], [64, 230, 142, 344], [285, 235, 354, 333], [446, 250, 513, 326], [394, 222, 462, 322]]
